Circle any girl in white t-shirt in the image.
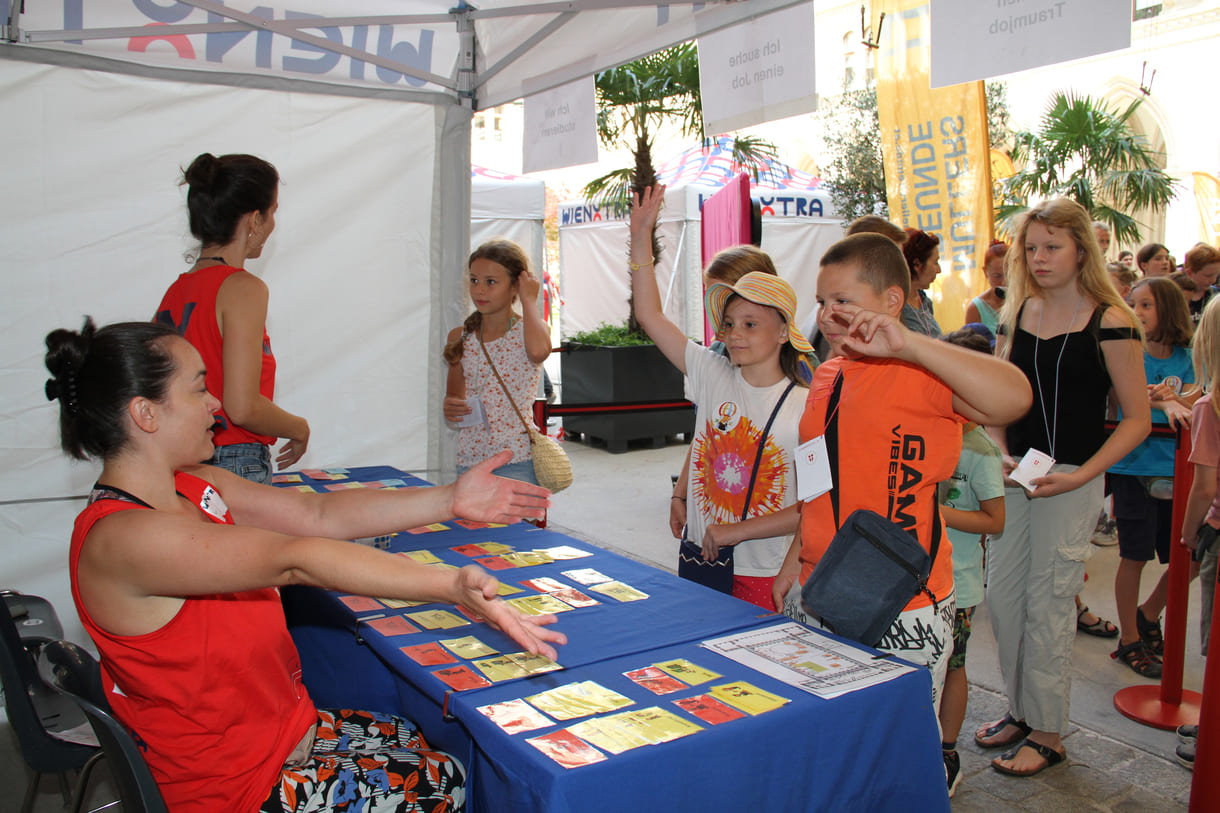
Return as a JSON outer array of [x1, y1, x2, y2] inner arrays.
[[443, 239, 551, 483], [630, 185, 813, 609]]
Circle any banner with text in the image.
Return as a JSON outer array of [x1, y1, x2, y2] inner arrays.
[[523, 75, 599, 173], [930, 0, 1131, 89], [697, 3, 817, 135], [876, 0, 992, 332]]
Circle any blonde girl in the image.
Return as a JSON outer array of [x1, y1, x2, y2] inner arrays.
[[443, 240, 551, 483], [976, 198, 1150, 777], [631, 185, 812, 609], [1110, 278, 1197, 678]]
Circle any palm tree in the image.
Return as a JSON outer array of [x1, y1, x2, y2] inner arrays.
[[996, 91, 1178, 244], [585, 42, 777, 333]]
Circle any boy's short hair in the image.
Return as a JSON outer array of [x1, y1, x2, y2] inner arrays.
[[845, 215, 907, 246], [820, 232, 911, 298]]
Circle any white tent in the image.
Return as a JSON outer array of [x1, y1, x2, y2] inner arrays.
[[0, 0, 805, 644], [558, 138, 845, 340], [471, 165, 545, 276]]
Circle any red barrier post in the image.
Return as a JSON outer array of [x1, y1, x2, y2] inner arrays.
[[1114, 425, 1203, 728], [1189, 565, 1220, 810]]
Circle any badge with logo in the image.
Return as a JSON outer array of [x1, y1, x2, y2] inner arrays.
[[198, 485, 229, 521]]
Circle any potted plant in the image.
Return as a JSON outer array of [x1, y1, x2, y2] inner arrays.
[[561, 322, 694, 453]]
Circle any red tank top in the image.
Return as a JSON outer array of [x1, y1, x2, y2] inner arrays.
[[156, 265, 277, 446], [70, 472, 316, 812]]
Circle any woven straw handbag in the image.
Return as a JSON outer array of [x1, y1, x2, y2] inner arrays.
[[478, 337, 572, 493]]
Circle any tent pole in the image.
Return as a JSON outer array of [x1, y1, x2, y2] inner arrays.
[[3, 0, 19, 43]]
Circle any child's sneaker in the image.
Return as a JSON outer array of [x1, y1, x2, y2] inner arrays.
[[1176, 741, 1195, 771], [1177, 724, 1199, 743], [944, 749, 962, 797]]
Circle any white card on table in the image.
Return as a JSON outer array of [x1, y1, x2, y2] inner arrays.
[[1010, 448, 1055, 492], [454, 395, 489, 429], [795, 435, 833, 502]]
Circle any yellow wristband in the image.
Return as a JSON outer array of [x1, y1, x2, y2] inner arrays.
[[629, 257, 656, 271]]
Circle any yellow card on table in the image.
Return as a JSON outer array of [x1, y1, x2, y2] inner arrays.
[[472, 655, 531, 682], [653, 659, 720, 685], [526, 680, 635, 721], [709, 682, 790, 715], [624, 707, 704, 742], [407, 610, 469, 630], [401, 550, 443, 565], [506, 595, 573, 616], [377, 597, 428, 609], [294, 485, 318, 493], [478, 542, 514, 555], [500, 551, 554, 568], [496, 582, 524, 596], [567, 714, 652, 755], [587, 581, 649, 603], [439, 636, 498, 659], [507, 651, 562, 674]]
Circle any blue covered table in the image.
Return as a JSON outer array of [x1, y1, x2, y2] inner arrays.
[[281, 466, 949, 813]]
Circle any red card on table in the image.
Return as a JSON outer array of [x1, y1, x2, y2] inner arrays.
[[456, 604, 486, 623], [366, 616, 420, 637], [401, 643, 457, 666], [525, 729, 607, 768], [452, 543, 491, 557], [624, 666, 687, 695], [433, 665, 493, 691], [673, 694, 747, 725], [474, 556, 515, 571], [338, 596, 384, 613]]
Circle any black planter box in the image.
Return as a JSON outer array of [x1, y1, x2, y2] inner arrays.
[[560, 343, 696, 453]]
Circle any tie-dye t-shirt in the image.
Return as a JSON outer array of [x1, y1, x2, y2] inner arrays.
[[684, 342, 805, 577]]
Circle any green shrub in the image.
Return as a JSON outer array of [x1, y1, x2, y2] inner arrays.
[[565, 322, 654, 347]]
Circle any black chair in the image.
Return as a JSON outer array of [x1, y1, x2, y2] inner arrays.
[[1, 591, 97, 813], [38, 640, 169, 813]]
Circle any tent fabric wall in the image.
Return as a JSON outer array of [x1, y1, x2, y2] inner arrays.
[[0, 60, 444, 645], [470, 166, 546, 284]]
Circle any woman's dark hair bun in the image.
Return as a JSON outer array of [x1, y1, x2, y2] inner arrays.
[[183, 153, 220, 190]]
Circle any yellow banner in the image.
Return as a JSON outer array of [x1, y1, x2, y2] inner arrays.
[[1194, 172, 1220, 247], [875, 0, 993, 332]]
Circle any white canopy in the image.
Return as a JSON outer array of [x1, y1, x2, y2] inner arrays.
[[0, 0, 804, 642]]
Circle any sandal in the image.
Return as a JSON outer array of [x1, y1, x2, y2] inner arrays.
[[974, 713, 1032, 748], [1077, 604, 1119, 637], [1112, 639, 1163, 679], [1137, 608, 1165, 656], [992, 738, 1066, 777]]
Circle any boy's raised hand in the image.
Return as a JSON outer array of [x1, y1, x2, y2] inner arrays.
[[630, 185, 666, 240], [828, 303, 910, 359]]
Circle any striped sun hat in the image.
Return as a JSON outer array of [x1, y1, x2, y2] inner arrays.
[[705, 272, 814, 355]]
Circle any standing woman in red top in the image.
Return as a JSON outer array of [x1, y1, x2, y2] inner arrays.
[[156, 153, 309, 483]]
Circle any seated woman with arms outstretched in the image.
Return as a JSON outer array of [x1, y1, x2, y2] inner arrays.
[[43, 318, 566, 813]]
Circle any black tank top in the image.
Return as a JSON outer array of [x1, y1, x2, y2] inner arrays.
[[1005, 303, 1138, 466]]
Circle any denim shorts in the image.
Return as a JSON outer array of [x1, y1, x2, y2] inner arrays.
[[457, 458, 538, 486], [209, 442, 272, 484]]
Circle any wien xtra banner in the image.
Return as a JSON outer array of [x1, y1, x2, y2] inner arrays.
[[875, 0, 992, 333]]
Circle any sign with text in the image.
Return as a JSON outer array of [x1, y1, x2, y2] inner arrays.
[[523, 76, 599, 173], [930, 0, 1131, 88], [876, 0, 993, 333], [697, 4, 816, 135]]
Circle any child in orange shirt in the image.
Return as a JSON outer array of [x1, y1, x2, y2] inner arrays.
[[774, 233, 1031, 712]]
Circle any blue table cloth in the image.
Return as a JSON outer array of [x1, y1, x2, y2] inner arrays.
[[281, 466, 949, 813]]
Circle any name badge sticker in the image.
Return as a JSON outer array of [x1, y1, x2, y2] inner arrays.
[[795, 435, 833, 502], [198, 485, 230, 521]]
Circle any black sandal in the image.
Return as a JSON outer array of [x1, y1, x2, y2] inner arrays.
[[1077, 604, 1119, 637], [1112, 639, 1163, 679], [992, 738, 1066, 777], [1137, 608, 1165, 656], [974, 713, 1032, 748]]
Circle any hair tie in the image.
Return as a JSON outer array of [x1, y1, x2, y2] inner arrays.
[[48, 363, 80, 415], [44, 378, 60, 402]]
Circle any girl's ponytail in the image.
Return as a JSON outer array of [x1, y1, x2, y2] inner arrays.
[[443, 312, 482, 364]]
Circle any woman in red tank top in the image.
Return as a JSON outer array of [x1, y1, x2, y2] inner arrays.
[[44, 317, 565, 812], [155, 153, 309, 484]]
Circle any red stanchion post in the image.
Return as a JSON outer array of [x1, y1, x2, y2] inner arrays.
[[1114, 425, 1203, 728], [1189, 564, 1220, 810]]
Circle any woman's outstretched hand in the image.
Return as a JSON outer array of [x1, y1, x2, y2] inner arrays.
[[452, 450, 551, 523], [455, 565, 567, 661]]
